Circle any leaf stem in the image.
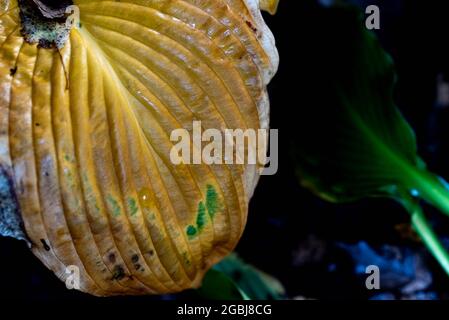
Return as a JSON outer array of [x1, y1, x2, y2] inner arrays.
[[409, 205, 449, 276], [408, 169, 449, 218], [398, 166, 449, 275]]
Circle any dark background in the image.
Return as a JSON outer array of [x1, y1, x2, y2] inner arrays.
[[241, 0, 449, 300], [1, 0, 449, 300]]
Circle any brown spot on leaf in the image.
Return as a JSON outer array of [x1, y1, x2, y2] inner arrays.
[[111, 265, 126, 281], [10, 67, 17, 76], [245, 20, 258, 33], [108, 253, 116, 264], [40, 239, 50, 251]]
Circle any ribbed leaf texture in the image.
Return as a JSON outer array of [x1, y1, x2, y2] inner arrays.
[[0, 0, 279, 296]]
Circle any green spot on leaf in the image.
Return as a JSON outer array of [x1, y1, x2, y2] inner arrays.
[[128, 197, 138, 216], [196, 201, 207, 231], [206, 185, 219, 218], [186, 225, 197, 238], [186, 185, 222, 240], [107, 195, 121, 217]]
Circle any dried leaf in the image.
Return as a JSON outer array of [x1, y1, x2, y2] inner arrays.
[[0, 0, 278, 296]]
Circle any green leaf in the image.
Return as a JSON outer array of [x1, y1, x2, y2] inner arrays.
[[196, 268, 249, 300], [290, 6, 449, 211], [291, 7, 419, 202], [213, 254, 285, 300], [289, 5, 449, 275], [196, 253, 285, 300]]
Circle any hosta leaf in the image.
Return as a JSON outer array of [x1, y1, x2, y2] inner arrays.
[[291, 7, 431, 203], [196, 268, 249, 300], [195, 253, 284, 300], [212, 253, 285, 300], [0, 0, 278, 296], [290, 6, 449, 275]]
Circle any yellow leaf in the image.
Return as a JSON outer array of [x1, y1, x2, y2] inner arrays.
[[260, 0, 280, 15], [0, 0, 278, 296]]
